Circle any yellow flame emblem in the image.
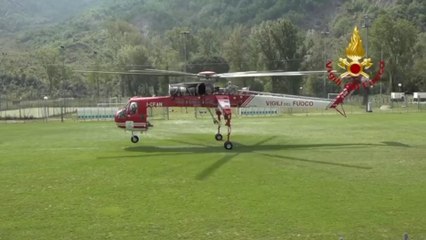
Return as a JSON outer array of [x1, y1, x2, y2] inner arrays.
[[338, 26, 372, 78]]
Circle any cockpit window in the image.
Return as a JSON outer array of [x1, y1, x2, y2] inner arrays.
[[129, 102, 138, 114], [117, 109, 126, 118]]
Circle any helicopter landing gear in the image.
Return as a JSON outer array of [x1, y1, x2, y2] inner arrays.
[[215, 133, 223, 141], [224, 141, 233, 150], [223, 117, 233, 150], [209, 108, 224, 142], [130, 135, 139, 143], [209, 105, 233, 150], [215, 124, 233, 150], [218, 111, 233, 150], [215, 121, 223, 141]]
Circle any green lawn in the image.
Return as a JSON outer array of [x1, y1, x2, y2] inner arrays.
[[1, 112, 425, 239]]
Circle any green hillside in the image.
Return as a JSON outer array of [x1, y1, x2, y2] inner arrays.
[[0, 0, 110, 33]]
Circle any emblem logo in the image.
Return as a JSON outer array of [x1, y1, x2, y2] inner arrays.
[[325, 26, 385, 116], [338, 26, 372, 79]]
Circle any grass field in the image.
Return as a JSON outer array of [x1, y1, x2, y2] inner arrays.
[[1, 112, 425, 239]]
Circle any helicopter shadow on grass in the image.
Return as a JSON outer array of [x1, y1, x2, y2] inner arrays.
[[381, 141, 410, 148], [98, 140, 409, 161], [123, 136, 400, 180], [124, 136, 380, 154]]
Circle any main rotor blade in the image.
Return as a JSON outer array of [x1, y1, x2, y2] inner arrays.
[[74, 69, 332, 80], [129, 69, 196, 77], [74, 69, 197, 77], [216, 70, 328, 78], [73, 70, 139, 75]]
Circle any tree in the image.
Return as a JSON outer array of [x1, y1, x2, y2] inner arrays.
[[117, 45, 153, 97], [37, 48, 61, 96], [106, 20, 144, 57], [250, 18, 303, 93], [370, 14, 418, 93], [196, 28, 221, 58], [146, 34, 180, 95], [186, 56, 229, 74], [391, 0, 426, 31], [87, 52, 102, 99], [301, 31, 327, 96], [409, 32, 426, 91], [223, 25, 251, 71], [222, 25, 256, 88], [165, 27, 198, 70]]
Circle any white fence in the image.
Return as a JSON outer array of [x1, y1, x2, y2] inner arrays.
[[239, 107, 279, 116], [0, 107, 76, 119], [77, 107, 118, 120]]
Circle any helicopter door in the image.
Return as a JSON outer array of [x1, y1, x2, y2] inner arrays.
[[126, 101, 148, 130], [124, 102, 138, 130]]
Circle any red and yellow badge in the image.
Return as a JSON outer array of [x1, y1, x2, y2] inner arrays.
[[326, 26, 384, 87], [338, 26, 372, 78], [326, 26, 385, 116]]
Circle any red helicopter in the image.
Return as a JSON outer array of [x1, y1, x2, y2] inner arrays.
[[101, 69, 333, 150], [75, 27, 384, 150], [77, 60, 383, 150]]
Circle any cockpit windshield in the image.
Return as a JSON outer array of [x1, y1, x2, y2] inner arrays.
[[116, 108, 126, 118]]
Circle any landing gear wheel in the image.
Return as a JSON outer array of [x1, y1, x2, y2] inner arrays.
[[130, 135, 139, 143], [224, 141, 233, 150], [215, 133, 223, 141]]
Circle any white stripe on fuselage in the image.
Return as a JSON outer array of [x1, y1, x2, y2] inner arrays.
[[244, 95, 330, 109]]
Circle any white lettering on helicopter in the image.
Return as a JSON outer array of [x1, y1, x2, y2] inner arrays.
[[147, 102, 163, 107], [292, 101, 314, 107], [265, 101, 291, 107]]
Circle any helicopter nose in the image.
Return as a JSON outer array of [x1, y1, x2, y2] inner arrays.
[[114, 109, 125, 127], [114, 110, 121, 121]]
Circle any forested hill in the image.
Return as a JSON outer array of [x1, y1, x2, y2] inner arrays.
[[3, 0, 421, 46], [106, 0, 342, 32], [0, 0, 337, 33], [1, 0, 343, 49], [0, 0, 111, 33]]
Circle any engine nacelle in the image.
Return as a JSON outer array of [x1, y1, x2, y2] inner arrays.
[[169, 82, 214, 96]]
